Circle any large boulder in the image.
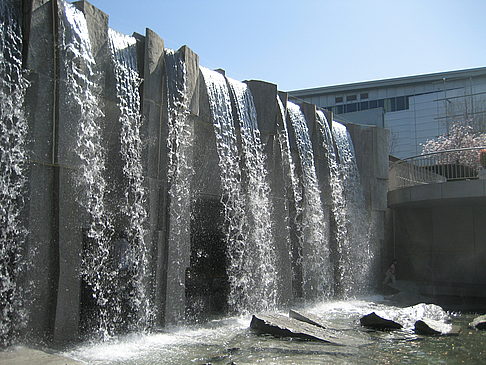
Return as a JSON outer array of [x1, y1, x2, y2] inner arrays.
[[360, 312, 402, 330], [414, 319, 461, 336], [469, 314, 486, 330], [250, 314, 371, 346]]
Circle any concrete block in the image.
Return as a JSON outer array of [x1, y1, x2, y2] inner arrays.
[[72, 1, 108, 58], [441, 180, 485, 199], [410, 183, 442, 202], [388, 188, 411, 206], [178, 45, 200, 116], [245, 80, 278, 136]]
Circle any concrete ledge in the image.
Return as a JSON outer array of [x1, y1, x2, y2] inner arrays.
[[389, 180, 486, 207]]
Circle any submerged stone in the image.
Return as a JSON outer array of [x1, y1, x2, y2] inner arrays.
[[359, 312, 403, 330], [414, 319, 461, 336], [250, 314, 371, 346], [469, 314, 486, 330]]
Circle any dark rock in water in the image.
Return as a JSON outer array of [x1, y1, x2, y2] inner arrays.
[[250, 314, 371, 346], [414, 319, 461, 336], [289, 309, 352, 331], [360, 312, 403, 330], [469, 314, 486, 330]]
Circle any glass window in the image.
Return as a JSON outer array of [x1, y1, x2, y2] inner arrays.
[[369, 100, 378, 109], [336, 105, 344, 114], [345, 103, 357, 113], [377, 99, 384, 108], [396, 96, 405, 111], [335, 96, 343, 103], [346, 95, 357, 102], [360, 93, 369, 99], [360, 101, 369, 111]]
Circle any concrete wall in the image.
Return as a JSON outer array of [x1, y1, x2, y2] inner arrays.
[[388, 181, 486, 299]]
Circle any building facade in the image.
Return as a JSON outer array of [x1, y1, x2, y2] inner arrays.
[[289, 67, 486, 159]]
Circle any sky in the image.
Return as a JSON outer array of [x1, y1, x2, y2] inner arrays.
[[83, 0, 486, 91]]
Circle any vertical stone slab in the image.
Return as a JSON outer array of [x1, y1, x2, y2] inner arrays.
[[23, 0, 58, 342], [141, 28, 165, 325], [163, 45, 199, 324], [246, 81, 292, 306]]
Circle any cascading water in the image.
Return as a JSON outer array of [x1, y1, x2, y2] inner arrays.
[[164, 48, 194, 322], [108, 28, 153, 330], [59, 2, 114, 339], [0, 0, 29, 346], [227, 78, 278, 311], [200, 67, 278, 313], [286, 102, 332, 299], [276, 97, 304, 295], [318, 113, 372, 297]]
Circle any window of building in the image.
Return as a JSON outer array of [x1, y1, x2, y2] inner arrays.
[[360, 93, 369, 99], [335, 96, 343, 103], [346, 95, 357, 102], [360, 101, 369, 111], [345, 103, 358, 113]]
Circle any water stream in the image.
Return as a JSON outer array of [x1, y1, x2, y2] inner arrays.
[[316, 112, 373, 297], [286, 102, 332, 299], [200, 68, 279, 313], [109, 28, 153, 331], [0, 0, 29, 346], [60, 2, 114, 339]]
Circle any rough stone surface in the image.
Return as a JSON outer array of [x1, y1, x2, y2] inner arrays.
[[469, 314, 486, 330], [414, 319, 461, 336], [251, 314, 371, 346], [360, 312, 403, 330]]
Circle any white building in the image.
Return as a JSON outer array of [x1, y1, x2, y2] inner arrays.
[[288, 67, 486, 158]]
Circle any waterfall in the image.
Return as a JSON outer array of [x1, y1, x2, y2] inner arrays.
[[276, 97, 304, 296], [286, 102, 332, 299], [0, 0, 29, 346], [59, 2, 114, 339], [108, 29, 153, 330], [200, 67, 278, 313], [331, 118, 372, 296], [227, 78, 278, 311], [164, 49, 194, 322]]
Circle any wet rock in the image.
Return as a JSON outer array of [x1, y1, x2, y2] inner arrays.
[[359, 312, 403, 330], [250, 314, 371, 346], [414, 319, 461, 336], [289, 309, 352, 331], [469, 314, 486, 330]]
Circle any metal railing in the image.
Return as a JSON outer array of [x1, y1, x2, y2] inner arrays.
[[389, 146, 486, 190]]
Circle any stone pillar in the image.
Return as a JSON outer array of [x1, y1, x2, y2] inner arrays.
[[23, 0, 58, 342], [52, 0, 109, 343], [345, 123, 390, 285]]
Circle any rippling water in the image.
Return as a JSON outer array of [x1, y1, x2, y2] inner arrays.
[[63, 297, 486, 364]]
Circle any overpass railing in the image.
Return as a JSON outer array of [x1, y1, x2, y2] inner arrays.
[[389, 146, 486, 191]]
